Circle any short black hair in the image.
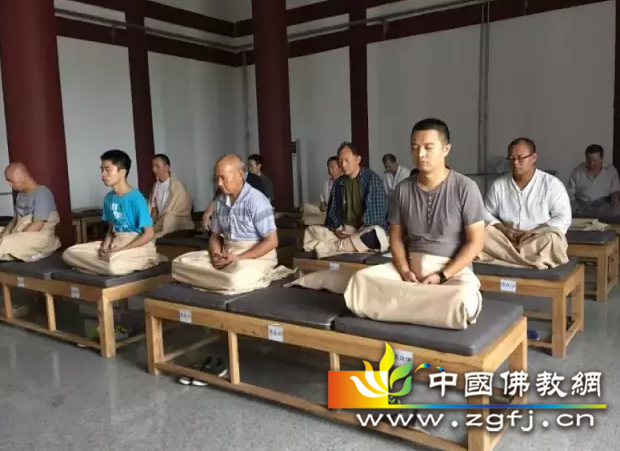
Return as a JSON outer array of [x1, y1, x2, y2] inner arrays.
[[153, 153, 170, 166], [585, 144, 604, 157], [100, 149, 131, 176], [382, 153, 397, 164], [508, 137, 536, 154], [327, 156, 338, 165], [411, 118, 450, 144], [337, 141, 358, 156], [248, 154, 262, 166]]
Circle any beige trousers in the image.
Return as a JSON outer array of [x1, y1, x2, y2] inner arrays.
[[0, 213, 61, 262], [62, 232, 163, 275], [303, 225, 389, 259], [172, 240, 292, 294], [344, 252, 482, 329]]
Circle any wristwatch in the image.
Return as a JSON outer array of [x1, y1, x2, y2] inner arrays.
[[438, 271, 448, 284]]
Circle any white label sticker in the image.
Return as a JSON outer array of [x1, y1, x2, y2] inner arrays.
[[179, 310, 192, 324], [500, 279, 517, 292], [70, 286, 80, 299], [394, 349, 413, 367], [268, 324, 284, 342], [16, 277, 25, 288], [328, 262, 340, 271]]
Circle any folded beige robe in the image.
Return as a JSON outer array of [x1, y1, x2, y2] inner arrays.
[[303, 225, 389, 259], [172, 240, 293, 295], [476, 224, 569, 269], [569, 218, 609, 231], [0, 212, 61, 262], [149, 176, 195, 238], [62, 232, 163, 276], [344, 253, 482, 329], [301, 203, 326, 226]]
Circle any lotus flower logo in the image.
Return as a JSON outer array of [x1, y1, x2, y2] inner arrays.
[[348, 343, 445, 405]]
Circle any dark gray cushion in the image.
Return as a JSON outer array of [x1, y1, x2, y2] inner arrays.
[[365, 254, 392, 265], [227, 287, 348, 329], [473, 258, 578, 281], [51, 262, 171, 288], [278, 236, 297, 247], [156, 237, 206, 248], [294, 251, 317, 259], [333, 299, 523, 356], [0, 253, 68, 280], [71, 208, 102, 219], [293, 251, 373, 263], [145, 283, 249, 310], [276, 217, 302, 229], [566, 230, 617, 245]]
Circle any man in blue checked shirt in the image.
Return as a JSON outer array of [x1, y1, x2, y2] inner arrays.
[[172, 154, 286, 293], [303, 142, 389, 258]]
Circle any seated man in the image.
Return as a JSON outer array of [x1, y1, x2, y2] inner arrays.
[[301, 155, 341, 225], [0, 163, 61, 261], [303, 142, 389, 258], [480, 137, 571, 268], [345, 118, 484, 328], [382, 153, 410, 195], [149, 153, 195, 238], [248, 154, 274, 202], [567, 144, 620, 215], [63, 150, 161, 275], [173, 154, 289, 294]]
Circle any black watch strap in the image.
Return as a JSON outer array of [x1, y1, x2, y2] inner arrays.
[[439, 271, 448, 284]]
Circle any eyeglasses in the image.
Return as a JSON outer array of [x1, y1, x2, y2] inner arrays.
[[506, 153, 534, 162]]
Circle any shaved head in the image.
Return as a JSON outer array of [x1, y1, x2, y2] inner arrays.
[[215, 154, 245, 196], [5, 162, 34, 192]]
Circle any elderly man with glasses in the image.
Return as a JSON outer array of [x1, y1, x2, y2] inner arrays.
[[478, 137, 572, 268]]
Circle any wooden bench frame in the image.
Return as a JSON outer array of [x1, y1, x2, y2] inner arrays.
[[0, 271, 171, 357], [293, 256, 370, 273], [145, 296, 527, 451], [477, 264, 584, 358], [567, 238, 618, 301]]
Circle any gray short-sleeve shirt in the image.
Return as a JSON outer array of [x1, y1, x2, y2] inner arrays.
[[15, 185, 57, 221], [388, 171, 484, 258]]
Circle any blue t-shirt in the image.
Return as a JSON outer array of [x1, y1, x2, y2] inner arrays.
[[102, 189, 153, 233]]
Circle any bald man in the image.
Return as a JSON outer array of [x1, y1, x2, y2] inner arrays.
[[172, 154, 286, 294], [0, 163, 61, 261]]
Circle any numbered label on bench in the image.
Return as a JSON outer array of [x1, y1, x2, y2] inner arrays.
[[16, 276, 25, 288], [268, 324, 284, 342], [394, 349, 413, 367], [328, 262, 340, 271], [500, 279, 517, 292], [179, 309, 192, 324], [70, 286, 80, 299]]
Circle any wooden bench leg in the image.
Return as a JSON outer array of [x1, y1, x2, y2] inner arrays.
[[98, 297, 116, 358], [228, 331, 240, 384], [2, 284, 12, 320], [596, 253, 608, 301], [329, 352, 340, 371], [468, 394, 491, 451], [572, 268, 585, 333], [551, 293, 567, 358], [45, 293, 56, 332], [145, 310, 163, 374]]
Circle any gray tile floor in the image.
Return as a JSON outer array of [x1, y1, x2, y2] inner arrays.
[[0, 287, 618, 451]]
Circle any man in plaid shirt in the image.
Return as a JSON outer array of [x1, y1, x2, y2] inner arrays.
[[303, 142, 388, 257]]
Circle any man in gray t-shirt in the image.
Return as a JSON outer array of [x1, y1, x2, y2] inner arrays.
[[0, 163, 61, 261], [344, 119, 485, 329]]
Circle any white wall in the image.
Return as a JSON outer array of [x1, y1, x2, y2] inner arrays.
[[289, 48, 351, 204], [149, 52, 245, 209], [367, 25, 482, 176], [487, 1, 615, 184], [57, 37, 137, 209]]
